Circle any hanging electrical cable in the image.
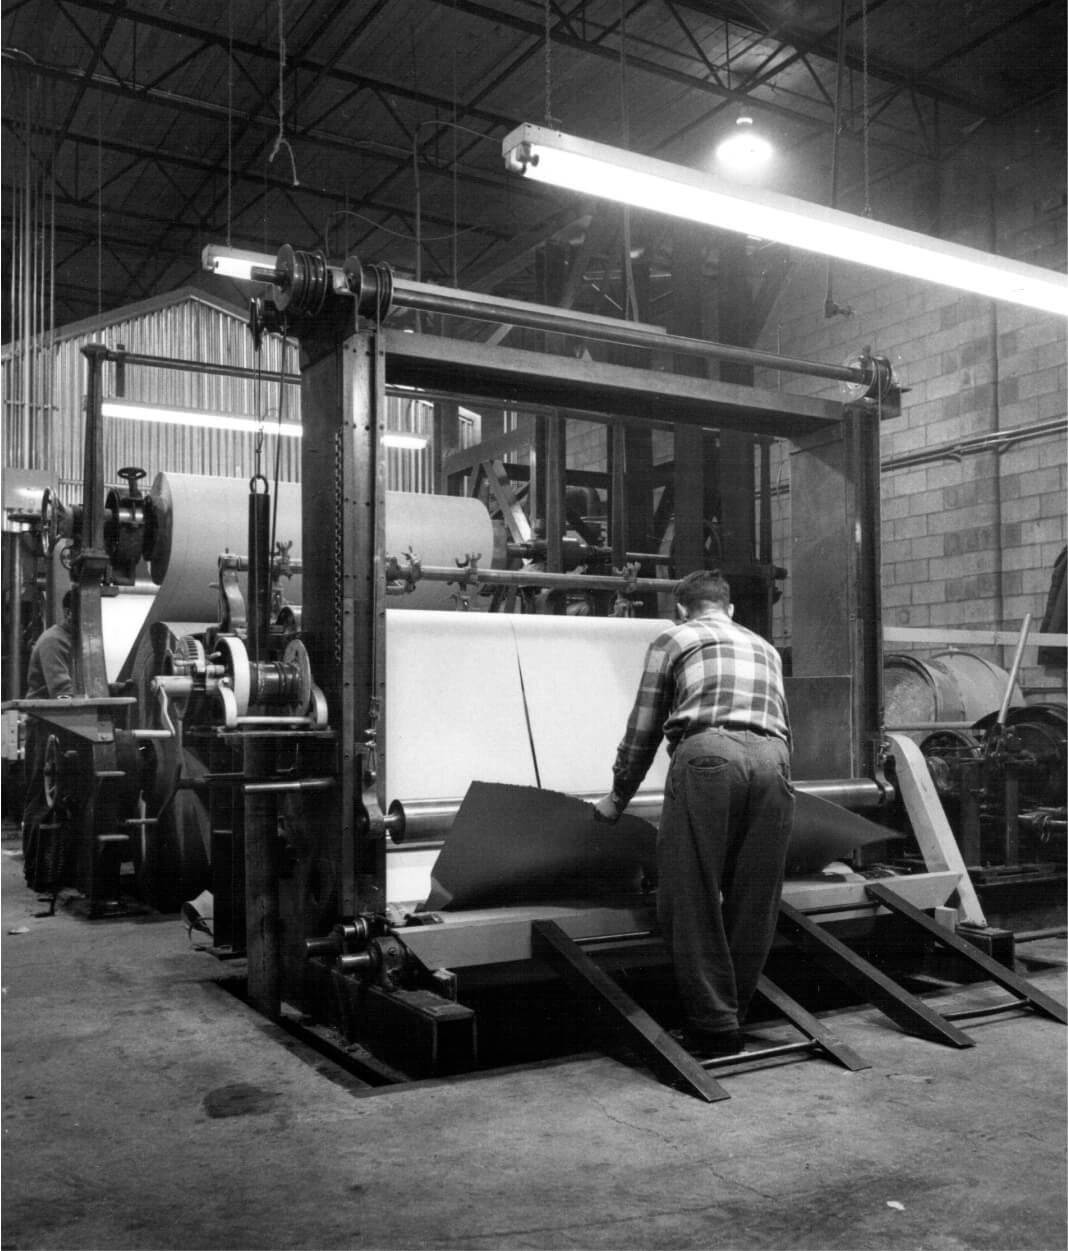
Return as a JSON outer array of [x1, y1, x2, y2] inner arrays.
[[227, 0, 234, 245], [6, 61, 58, 468], [861, 0, 872, 218], [543, 0, 554, 128], [824, 0, 854, 318], [97, 107, 103, 319], [619, 0, 639, 322], [452, 46, 459, 288]]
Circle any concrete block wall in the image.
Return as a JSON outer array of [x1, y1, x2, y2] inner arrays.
[[756, 91, 1066, 694]]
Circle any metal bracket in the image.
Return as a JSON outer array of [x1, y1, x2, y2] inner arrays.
[[865, 881, 1067, 1026], [777, 899, 976, 1048], [754, 975, 871, 1072], [530, 919, 729, 1103]]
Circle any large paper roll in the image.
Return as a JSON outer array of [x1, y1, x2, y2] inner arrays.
[[116, 474, 304, 683], [385, 492, 495, 611], [115, 476, 493, 682]]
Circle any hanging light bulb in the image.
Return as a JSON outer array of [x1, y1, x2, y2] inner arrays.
[[715, 116, 773, 173]]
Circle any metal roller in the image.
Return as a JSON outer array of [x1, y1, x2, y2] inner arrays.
[[386, 778, 889, 845]]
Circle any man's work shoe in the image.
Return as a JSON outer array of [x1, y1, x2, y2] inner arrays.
[[686, 1028, 745, 1057]]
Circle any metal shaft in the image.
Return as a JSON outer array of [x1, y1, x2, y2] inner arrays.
[[386, 778, 887, 843], [406, 563, 677, 595], [389, 276, 868, 385], [997, 612, 1032, 726]]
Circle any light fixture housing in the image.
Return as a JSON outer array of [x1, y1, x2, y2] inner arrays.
[[502, 124, 1068, 317], [715, 116, 773, 172], [201, 245, 280, 282]]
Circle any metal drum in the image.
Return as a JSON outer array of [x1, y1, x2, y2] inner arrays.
[[884, 651, 1025, 731], [884, 654, 967, 727], [931, 650, 1026, 722]]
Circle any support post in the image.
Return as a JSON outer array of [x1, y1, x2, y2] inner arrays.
[[887, 732, 987, 927]]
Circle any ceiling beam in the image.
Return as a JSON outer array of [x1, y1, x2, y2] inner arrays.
[[50, 0, 521, 131], [429, 0, 989, 131], [53, 127, 503, 236], [2, 59, 534, 206], [51, 0, 971, 159], [670, 0, 1023, 118]]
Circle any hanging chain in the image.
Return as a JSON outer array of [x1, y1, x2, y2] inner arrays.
[[269, 326, 288, 568]]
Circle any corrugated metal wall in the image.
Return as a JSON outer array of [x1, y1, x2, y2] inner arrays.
[[3, 289, 436, 494]]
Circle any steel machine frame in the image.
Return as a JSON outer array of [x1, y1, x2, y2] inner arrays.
[[7, 244, 1062, 1095]]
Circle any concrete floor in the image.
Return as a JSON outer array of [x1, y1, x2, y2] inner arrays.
[[2, 829, 1066, 1251]]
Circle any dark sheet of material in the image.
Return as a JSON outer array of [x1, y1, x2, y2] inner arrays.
[[785, 791, 901, 876], [424, 783, 657, 911], [424, 782, 899, 911]]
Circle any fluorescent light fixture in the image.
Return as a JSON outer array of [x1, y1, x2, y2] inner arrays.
[[382, 431, 430, 450], [716, 117, 773, 172], [102, 400, 301, 437], [201, 244, 279, 282], [503, 124, 1068, 317]]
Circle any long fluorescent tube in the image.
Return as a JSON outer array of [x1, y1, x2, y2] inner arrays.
[[102, 400, 301, 437], [201, 245, 279, 282], [503, 124, 1068, 317], [382, 432, 430, 449]]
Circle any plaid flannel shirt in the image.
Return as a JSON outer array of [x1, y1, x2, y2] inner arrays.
[[611, 614, 791, 805]]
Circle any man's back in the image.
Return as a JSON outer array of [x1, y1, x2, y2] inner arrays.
[[26, 623, 73, 699]]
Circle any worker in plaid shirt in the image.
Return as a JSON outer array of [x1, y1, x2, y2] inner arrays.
[[595, 569, 794, 1057]]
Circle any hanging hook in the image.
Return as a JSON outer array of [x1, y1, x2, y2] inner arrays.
[[268, 0, 300, 187]]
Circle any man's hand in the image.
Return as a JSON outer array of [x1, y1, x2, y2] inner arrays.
[[593, 792, 623, 823]]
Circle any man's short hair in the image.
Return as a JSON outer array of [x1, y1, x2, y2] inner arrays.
[[61, 589, 73, 613], [675, 570, 731, 613]]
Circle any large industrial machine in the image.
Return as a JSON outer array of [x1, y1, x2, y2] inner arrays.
[[5, 246, 1064, 1096]]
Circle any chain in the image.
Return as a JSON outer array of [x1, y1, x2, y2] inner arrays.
[[332, 427, 344, 668]]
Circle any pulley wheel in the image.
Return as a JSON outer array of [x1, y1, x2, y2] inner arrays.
[[42, 734, 61, 811]]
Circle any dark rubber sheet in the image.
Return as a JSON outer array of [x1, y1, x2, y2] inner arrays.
[[425, 782, 899, 911]]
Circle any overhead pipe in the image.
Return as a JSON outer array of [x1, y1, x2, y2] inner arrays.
[[388, 559, 678, 597], [244, 245, 887, 392]]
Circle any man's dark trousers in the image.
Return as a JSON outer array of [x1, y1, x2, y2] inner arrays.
[[658, 727, 794, 1035]]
